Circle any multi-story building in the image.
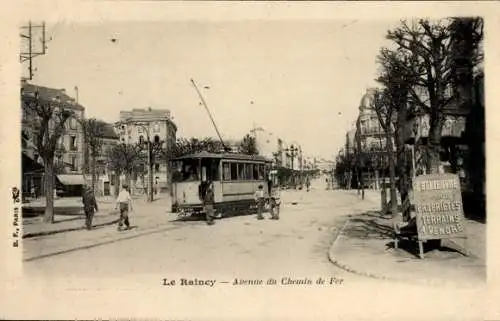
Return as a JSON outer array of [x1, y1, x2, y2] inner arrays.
[[114, 107, 177, 192], [354, 88, 396, 190], [21, 81, 86, 195]]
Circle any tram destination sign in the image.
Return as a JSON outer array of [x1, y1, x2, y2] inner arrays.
[[412, 173, 466, 241]]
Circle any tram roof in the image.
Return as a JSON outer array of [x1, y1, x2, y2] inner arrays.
[[171, 151, 272, 162]]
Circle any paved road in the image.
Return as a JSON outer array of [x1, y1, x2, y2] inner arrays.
[[24, 185, 379, 282]]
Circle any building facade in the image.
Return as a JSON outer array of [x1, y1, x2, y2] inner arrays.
[[21, 81, 86, 195], [114, 107, 177, 192], [353, 88, 395, 190]]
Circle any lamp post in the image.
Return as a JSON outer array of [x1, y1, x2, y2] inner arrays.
[[136, 122, 153, 202], [285, 144, 299, 188]]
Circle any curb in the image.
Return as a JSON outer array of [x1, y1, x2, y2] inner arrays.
[[23, 217, 120, 239], [326, 219, 483, 288]]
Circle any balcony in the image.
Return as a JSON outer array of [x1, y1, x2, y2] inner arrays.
[[402, 114, 467, 144]]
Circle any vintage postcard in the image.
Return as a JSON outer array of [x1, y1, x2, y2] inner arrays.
[[1, 1, 499, 320]]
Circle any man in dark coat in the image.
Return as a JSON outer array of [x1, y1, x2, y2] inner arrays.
[[82, 186, 98, 230], [203, 181, 216, 225]]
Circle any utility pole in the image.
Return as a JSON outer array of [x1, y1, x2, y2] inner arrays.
[[285, 144, 299, 189], [137, 123, 154, 202], [20, 21, 48, 81]]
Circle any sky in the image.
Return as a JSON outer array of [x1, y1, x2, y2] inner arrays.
[[27, 19, 400, 160]]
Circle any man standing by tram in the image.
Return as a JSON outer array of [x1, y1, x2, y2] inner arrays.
[[269, 171, 281, 220], [254, 185, 265, 220], [203, 181, 216, 225]]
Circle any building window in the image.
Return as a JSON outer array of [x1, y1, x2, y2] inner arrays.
[[70, 118, 77, 130], [153, 122, 160, 133], [70, 136, 77, 150], [154, 135, 160, 143], [121, 137, 125, 142], [71, 155, 77, 171], [137, 126, 143, 134], [139, 135, 145, 144]]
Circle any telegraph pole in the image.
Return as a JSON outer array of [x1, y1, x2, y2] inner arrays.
[[20, 21, 48, 81]]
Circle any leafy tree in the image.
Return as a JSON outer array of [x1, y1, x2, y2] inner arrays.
[[22, 90, 74, 223], [136, 137, 168, 202], [80, 118, 106, 193], [106, 143, 145, 194], [168, 137, 226, 158], [239, 134, 259, 155]]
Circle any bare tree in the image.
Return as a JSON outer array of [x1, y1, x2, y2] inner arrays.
[[375, 48, 415, 219], [371, 89, 398, 215], [385, 18, 483, 173], [22, 90, 73, 223], [81, 118, 106, 194]]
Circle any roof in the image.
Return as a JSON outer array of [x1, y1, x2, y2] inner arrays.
[[21, 82, 85, 111], [56, 174, 86, 185], [172, 151, 271, 162]]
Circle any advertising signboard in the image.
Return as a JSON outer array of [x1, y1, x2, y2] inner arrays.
[[412, 173, 466, 242]]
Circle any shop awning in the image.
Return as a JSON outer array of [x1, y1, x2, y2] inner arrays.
[[56, 174, 85, 186]]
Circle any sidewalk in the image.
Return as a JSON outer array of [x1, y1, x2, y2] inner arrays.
[[328, 206, 486, 288], [22, 194, 171, 239], [23, 196, 175, 261]]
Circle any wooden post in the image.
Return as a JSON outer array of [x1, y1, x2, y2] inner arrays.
[[418, 241, 424, 259]]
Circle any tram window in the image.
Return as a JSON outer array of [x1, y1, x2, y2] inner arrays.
[[209, 160, 220, 181], [258, 164, 265, 180], [246, 163, 253, 180], [253, 164, 259, 180], [223, 162, 231, 181], [238, 163, 246, 180], [230, 163, 238, 180]]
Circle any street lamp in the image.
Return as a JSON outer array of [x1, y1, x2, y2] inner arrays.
[[136, 122, 154, 202], [285, 144, 299, 188]]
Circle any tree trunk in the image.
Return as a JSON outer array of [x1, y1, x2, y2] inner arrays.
[[91, 154, 97, 194], [427, 115, 443, 174], [386, 132, 398, 215], [149, 163, 154, 202], [43, 158, 55, 223], [114, 173, 121, 198], [395, 112, 412, 222]]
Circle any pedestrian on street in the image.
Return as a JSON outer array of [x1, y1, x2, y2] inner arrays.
[[306, 176, 311, 192], [115, 184, 133, 231], [82, 186, 98, 230], [203, 181, 216, 225], [254, 185, 265, 220], [269, 183, 281, 220]]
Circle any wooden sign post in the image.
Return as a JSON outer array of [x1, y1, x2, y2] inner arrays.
[[412, 173, 467, 259]]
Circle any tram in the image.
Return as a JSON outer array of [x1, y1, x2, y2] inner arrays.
[[170, 151, 272, 217]]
